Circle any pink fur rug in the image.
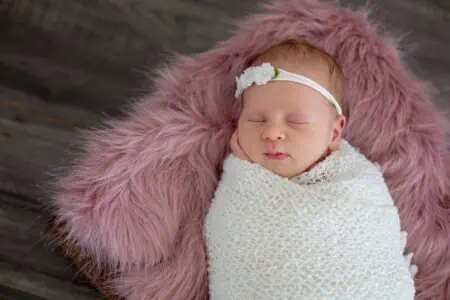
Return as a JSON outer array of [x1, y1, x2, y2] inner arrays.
[[51, 0, 450, 299]]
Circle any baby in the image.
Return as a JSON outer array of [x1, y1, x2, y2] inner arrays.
[[230, 41, 346, 177], [204, 41, 416, 299]]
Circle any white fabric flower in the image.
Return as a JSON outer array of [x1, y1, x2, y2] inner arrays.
[[235, 63, 276, 98], [254, 63, 276, 85]]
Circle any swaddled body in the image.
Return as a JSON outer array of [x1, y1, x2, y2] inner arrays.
[[204, 41, 415, 299], [205, 140, 415, 300]]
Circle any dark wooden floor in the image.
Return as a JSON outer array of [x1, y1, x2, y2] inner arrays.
[[1, 0, 450, 299]]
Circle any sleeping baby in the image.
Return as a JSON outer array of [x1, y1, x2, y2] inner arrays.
[[204, 41, 417, 300]]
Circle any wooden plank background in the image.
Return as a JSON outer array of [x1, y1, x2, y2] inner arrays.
[[0, 0, 449, 299]]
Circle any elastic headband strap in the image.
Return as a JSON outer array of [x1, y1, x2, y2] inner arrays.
[[272, 68, 342, 115], [235, 63, 343, 115]]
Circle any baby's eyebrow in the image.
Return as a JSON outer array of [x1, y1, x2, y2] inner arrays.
[[243, 110, 264, 116]]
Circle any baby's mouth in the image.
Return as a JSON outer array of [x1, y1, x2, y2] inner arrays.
[[264, 152, 288, 160]]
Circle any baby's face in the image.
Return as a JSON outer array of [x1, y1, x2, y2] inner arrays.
[[237, 63, 345, 178]]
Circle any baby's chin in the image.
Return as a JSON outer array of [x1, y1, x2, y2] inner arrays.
[[258, 157, 307, 178]]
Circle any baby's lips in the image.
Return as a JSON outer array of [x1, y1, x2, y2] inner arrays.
[[264, 151, 286, 155]]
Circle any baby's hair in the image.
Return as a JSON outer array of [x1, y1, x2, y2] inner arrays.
[[249, 40, 345, 111]]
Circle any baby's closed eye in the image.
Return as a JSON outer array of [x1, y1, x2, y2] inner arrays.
[[287, 118, 311, 126], [288, 120, 309, 125], [244, 114, 266, 122], [286, 113, 311, 125]]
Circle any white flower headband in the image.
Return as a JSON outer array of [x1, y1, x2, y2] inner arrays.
[[235, 62, 343, 115]]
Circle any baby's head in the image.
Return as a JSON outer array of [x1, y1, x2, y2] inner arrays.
[[236, 41, 346, 178]]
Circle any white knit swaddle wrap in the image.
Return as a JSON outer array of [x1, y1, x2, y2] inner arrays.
[[204, 140, 416, 300]]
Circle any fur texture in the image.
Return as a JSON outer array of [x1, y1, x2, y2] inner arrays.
[[51, 0, 450, 299]]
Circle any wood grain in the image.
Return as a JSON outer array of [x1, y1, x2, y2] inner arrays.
[[0, 86, 103, 199], [0, 199, 101, 299], [0, 285, 48, 300], [0, 260, 100, 300], [0, 115, 77, 198]]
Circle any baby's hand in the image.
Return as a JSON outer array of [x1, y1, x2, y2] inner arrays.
[[230, 130, 252, 162]]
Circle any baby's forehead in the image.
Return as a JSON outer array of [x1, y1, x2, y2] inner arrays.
[[250, 44, 341, 92], [242, 98, 329, 116], [251, 45, 334, 76]]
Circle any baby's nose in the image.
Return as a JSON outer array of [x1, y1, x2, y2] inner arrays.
[[262, 124, 286, 141]]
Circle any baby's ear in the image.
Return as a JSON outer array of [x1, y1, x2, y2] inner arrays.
[[330, 115, 346, 151]]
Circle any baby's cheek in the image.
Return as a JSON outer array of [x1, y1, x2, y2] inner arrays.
[[238, 128, 258, 154]]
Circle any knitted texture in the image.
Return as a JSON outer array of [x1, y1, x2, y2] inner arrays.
[[205, 140, 415, 300]]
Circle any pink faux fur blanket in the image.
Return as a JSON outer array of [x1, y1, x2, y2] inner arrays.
[[51, 0, 450, 299]]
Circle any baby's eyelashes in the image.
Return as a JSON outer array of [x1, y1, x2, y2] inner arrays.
[[288, 120, 310, 125]]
